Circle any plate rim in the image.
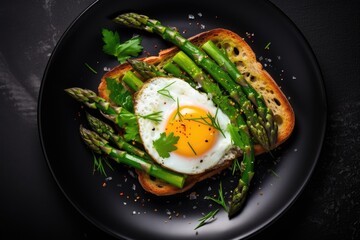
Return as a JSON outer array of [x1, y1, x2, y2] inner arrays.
[[37, 0, 327, 239]]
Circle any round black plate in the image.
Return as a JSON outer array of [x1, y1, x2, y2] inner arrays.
[[38, 0, 326, 239]]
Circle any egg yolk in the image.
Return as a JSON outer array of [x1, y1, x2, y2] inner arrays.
[[165, 105, 218, 157]]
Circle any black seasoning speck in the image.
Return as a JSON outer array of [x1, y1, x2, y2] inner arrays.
[[152, 128, 155, 131], [205, 140, 208, 143]]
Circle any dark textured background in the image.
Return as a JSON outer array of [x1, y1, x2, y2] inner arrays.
[[0, 0, 359, 239]]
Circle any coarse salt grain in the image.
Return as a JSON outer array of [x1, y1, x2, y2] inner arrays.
[[128, 170, 136, 178], [189, 192, 197, 200]]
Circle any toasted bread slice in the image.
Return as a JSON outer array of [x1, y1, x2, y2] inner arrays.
[[98, 28, 295, 196]]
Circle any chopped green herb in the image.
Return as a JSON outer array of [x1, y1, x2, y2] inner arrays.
[[187, 142, 197, 155], [153, 132, 180, 158], [231, 158, 242, 175], [102, 28, 143, 64], [92, 154, 113, 176], [84, 63, 97, 74], [157, 81, 176, 101], [185, 108, 225, 137], [194, 209, 220, 230], [105, 77, 134, 112], [268, 169, 280, 178], [138, 111, 163, 123], [172, 97, 184, 121], [264, 42, 271, 50], [117, 111, 141, 142], [205, 182, 228, 212]]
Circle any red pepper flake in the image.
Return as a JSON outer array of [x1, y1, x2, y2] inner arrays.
[[120, 192, 124, 196], [102, 182, 107, 187], [143, 50, 151, 56]]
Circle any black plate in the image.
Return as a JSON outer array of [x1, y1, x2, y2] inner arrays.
[[38, 0, 326, 239]]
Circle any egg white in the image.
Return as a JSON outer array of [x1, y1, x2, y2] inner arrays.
[[134, 77, 233, 175]]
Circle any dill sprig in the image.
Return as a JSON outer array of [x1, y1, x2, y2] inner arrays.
[[194, 209, 220, 230], [187, 142, 197, 155], [264, 42, 271, 50], [92, 154, 113, 176], [157, 81, 175, 101], [205, 181, 228, 212], [138, 111, 163, 123], [172, 97, 184, 121], [84, 62, 98, 74], [185, 108, 225, 137], [231, 158, 242, 175]]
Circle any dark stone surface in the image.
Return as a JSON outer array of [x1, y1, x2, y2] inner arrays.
[[0, 0, 359, 239]]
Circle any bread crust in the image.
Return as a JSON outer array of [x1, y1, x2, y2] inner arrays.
[[98, 28, 295, 196]]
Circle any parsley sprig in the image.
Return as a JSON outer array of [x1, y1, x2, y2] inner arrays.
[[153, 132, 179, 158], [102, 28, 143, 64]]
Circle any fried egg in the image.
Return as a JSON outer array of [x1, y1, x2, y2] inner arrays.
[[134, 77, 233, 175]]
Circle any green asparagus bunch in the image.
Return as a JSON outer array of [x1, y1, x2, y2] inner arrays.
[[113, 12, 276, 217], [114, 13, 272, 151], [85, 112, 151, 160], [65, 87, 140, 142], [80, 125, 186, 188], [65, 87, 187, 188]]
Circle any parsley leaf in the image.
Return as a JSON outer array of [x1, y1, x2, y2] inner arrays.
[[102, 28, 143, 64], [153, 132, 179, 158], [105, 77, 134, 112], [118, 111, 141, 143]]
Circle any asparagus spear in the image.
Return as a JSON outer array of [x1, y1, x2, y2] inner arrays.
[[122, 71, 144, 91], [170, 51, 255, 217], [127, 59, 166, 78], [86, 112, 151, 160], [227, 125, 254, 218], [64, 87, 140, 143], [162, 62, 198, 88], [114, 13, 270, 150], [80, 125, 186, 188], [201, 40, 278, 148]]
